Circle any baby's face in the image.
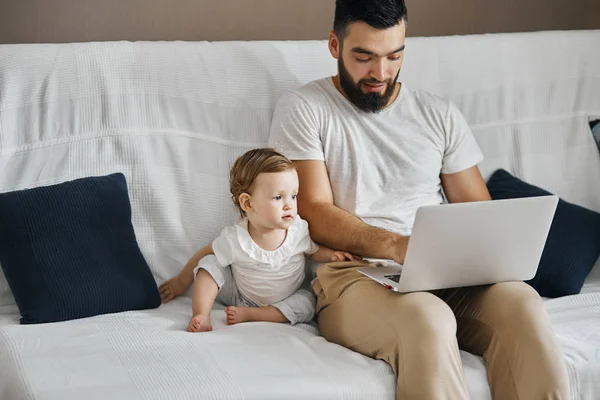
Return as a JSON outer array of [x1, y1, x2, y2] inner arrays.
[[248, 169, 299, 230]]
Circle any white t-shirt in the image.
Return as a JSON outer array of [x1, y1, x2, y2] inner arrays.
[[268, 78, 484, 236], [212, 215, 319, 307]]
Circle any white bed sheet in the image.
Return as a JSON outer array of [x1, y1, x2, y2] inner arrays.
[[0, 299, 395, 400], [544, 262, 600, 400], [1, 265, 599, 400]]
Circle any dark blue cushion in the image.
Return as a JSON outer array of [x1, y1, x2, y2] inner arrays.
[[486, 169, 600, 298], [0, 173, 160, 324]]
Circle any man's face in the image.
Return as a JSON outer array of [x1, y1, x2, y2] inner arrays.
[[330, 21, 406, 112]]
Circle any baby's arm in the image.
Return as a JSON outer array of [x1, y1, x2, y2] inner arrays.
[[307, 244, 360, 263], [159, 243, 214, 303]]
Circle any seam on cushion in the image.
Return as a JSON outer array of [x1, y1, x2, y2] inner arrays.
[[0, 129, 266, 156], [470, 110, 591, 130]]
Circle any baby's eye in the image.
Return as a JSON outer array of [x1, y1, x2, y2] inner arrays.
[[273, 195, 282, 201], [291, 194, 297, 200]]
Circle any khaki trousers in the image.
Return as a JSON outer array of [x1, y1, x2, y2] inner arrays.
[[313, 262, 570, 400]]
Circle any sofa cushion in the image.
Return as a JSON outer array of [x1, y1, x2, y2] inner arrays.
[[0, 173, 160, 324], [486, 169, 600, 298]]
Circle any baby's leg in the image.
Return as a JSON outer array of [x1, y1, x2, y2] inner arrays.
[[225, 289, 316, 325], [225, 305, 288, 325], [188, 268, 218, 332], [271, 289, 316, 325], [187, 255, 232, 332]]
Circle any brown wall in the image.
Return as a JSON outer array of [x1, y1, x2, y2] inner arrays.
[[0, 0, 599, 44]]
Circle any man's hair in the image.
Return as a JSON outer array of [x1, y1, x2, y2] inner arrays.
[[333, 0, 408, 41], [229, 148, 295, 217]]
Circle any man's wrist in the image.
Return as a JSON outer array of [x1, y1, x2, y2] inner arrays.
[[388, 234, 409, 264]]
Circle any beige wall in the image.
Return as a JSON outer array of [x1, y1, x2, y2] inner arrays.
[[407, 0, 600, 37], [0, 0, 599, 44]]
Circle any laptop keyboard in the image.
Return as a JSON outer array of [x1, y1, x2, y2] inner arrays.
[[384, 274, 401, 283]]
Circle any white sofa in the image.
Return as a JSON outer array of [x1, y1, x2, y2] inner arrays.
[[1, 30, 599, 400]]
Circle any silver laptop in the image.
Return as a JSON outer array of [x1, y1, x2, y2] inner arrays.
[[358, 195, 558, 292]]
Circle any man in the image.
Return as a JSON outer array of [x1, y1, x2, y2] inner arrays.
[[268, 0, 570, 399]]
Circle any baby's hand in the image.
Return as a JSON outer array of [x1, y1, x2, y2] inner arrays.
[[159, 277, 187, 304], [330, 251, 362, 262]]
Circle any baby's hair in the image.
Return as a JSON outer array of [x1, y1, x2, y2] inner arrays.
[[229, 148, 295, 217]]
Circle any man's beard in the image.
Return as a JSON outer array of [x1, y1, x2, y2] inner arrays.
[[338, 57, 400, 113]]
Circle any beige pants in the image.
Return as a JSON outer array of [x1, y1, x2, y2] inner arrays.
[[313, 262, 570, 400]]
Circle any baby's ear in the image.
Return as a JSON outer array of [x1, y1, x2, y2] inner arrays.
[[239, 193, 252, 214]]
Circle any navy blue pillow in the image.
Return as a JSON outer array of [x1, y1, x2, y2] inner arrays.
[[0, 173, 160, 324], [486, 169, 600, 297]]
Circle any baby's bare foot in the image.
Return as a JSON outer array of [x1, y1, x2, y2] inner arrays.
[[187, 314, 212, 332], [225, 306, 252, 325]]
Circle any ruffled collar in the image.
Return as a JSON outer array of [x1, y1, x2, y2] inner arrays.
[[235, 216, 300, 265]]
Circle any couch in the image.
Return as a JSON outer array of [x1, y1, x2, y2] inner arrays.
[[1, 30, 599, 399]]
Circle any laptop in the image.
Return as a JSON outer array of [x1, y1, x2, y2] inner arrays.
[[358, 195, 558, 292]]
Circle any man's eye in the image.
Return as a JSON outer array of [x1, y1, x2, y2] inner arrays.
[[389, 56, 401, 61], [355, 57, 370, 63]]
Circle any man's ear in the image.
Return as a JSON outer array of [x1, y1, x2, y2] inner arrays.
[[328, 31, 341, 60], [239, 193, 252, 214]]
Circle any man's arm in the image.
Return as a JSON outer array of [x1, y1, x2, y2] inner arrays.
[[441, 165, 491, 203], [295, 160, 409, 264]]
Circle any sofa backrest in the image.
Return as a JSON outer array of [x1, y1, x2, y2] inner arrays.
[[401, 30, 600, 211], [1, 30, 599, 305]]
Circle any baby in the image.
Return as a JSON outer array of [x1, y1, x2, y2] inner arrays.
[[159, 148, 358, 332]]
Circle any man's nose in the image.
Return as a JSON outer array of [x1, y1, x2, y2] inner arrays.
[[370, 59, 386, 82]]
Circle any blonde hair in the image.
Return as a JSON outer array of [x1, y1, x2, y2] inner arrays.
[[229, 148, 295, 217]]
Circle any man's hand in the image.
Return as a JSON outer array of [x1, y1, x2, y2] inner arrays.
[[330, 251, 362, 262]]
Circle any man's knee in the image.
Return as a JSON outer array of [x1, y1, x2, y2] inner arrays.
[[396, 292, 457, 341], [489, 280, 539, 300], [486, 281, 545, 324]]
